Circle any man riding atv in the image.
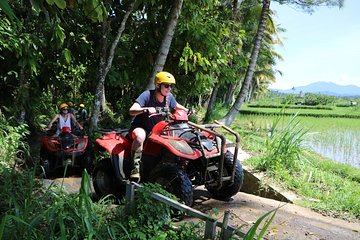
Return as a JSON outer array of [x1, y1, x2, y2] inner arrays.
[[92, 72, 244, 206], [128, 71, 188, 180]]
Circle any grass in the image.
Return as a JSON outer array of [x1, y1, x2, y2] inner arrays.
[[287, 150, 360, 219], [230, 109, 360, 220]]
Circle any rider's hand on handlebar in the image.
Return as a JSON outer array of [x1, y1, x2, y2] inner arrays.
[[144, 107, 157, 114]]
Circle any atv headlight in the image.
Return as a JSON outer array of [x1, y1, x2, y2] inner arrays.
[[77, 140, 86, 150], [164, 139, 193, 155]]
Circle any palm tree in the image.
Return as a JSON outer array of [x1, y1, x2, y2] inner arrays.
[[221, 0, 271, 125], [146, 0, 184, 90], [220, 0, 344, 125]]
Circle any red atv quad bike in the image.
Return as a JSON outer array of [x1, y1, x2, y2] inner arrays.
[[92, 108, 244, 206], [40, 126, 92, 178]]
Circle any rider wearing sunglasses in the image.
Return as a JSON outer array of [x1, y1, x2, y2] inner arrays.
[[47, 102, 83, 135], [128, 71, 188, 179]]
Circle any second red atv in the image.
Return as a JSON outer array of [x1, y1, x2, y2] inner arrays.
[[92, 108, 244, 206], [40, 126, 92, 178]]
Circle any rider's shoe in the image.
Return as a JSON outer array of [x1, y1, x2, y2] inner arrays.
[[130, 172, 140, 182], [130, 152, 141, 182]]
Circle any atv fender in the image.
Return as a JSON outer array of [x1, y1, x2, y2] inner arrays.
[[95, 134, 130, 156], [145, 135, 202, 159]]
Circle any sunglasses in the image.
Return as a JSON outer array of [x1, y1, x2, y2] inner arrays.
[[62, 108, 68, 111], [163, 84, 173, 89]]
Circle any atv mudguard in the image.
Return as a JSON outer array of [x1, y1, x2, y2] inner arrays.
[[144, 135, 202, 159], [95, 133, 131, 157]]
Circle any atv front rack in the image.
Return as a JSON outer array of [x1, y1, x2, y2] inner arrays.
[[188, 120, 240, 190]]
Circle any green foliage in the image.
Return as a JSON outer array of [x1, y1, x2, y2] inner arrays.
[[202, 103, 230, 123], [243, 207, 279, 240], [115, 183, 186, 239], [0, 0, 17, 20], [0, 170, 114, 239], [0, 115, 29, 168], [303, 93, 336, 106], [281, 93, 297, 104], [0, 173, 204, 239]]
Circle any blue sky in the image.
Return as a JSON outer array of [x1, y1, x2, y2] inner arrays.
[[270, 0, 360, 90]]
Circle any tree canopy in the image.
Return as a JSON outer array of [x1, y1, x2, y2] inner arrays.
[[0, 0, 344, 129]]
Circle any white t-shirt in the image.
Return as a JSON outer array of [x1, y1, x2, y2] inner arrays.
[[59, 113, 72, 132]]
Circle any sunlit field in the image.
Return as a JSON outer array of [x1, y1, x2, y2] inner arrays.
[[301, 117, 360, 168], [234, 114, 360, 168]]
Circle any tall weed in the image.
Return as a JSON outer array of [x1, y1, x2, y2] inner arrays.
[[256, 111, 308, 172]]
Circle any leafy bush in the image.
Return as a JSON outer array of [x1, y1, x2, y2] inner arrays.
[[0, 172, 205, 239], [0, 115, 29, 168], [303, 93, 336, 106], [0, 170, 113, 239]]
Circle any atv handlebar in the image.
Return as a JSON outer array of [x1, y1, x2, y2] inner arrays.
[[148, 107, 194, 118], [148, 107, 171, 118]]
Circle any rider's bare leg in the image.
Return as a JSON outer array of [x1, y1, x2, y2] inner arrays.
[[130, 128, 146, 180], [131, 128, 146, 153]]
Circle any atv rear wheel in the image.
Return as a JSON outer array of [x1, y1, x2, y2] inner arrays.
[[92, 158, 118, 199], [205, 151, 244, 200], [149, 163, 193, 206]]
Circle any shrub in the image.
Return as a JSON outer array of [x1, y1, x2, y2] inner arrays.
[[0, 115, 29, 168]]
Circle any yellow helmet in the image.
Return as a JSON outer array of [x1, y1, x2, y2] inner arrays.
[[79, 103, 85, 108], [67, 101, 74, 107], [155, 71, 176, 86], [59, 103, 69, 110]]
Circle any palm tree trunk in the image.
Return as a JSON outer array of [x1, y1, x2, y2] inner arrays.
[[220, 0, 271, 126], [224, 80, 241, 105], [204, 83, 219, 122], [89, 1, 136, 132], [248, 78, 258, 103], [146, 0, 184, 90]]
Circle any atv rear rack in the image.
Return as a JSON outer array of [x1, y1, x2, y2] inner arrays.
[[188, 120, 240, 190]]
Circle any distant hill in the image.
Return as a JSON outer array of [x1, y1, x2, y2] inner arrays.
[[271, 82, 360, 97]]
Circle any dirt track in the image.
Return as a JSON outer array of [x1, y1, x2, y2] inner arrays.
[[46, 177, 360, 240], [191, 187, 360, 240]]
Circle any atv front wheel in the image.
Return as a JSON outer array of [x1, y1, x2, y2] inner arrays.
[[205, 151, 244, 200], [149, 163, 193, 206]]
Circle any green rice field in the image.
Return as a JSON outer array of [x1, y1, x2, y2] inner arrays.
[[234, 114, 360, 168], [240, 105, 360, 118]]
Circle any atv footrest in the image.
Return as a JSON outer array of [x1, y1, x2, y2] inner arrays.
[[225, 142, 237, 148], [207, 165, 218, 172]]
